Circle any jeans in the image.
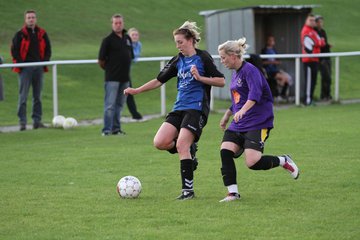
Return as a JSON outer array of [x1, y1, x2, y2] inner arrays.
[[17, 67, 44, 125], [102, 81, 129, 134]]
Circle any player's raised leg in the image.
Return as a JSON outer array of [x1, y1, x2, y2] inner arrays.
[[245, 150, 299, 179], [153, 122, 178, 151]]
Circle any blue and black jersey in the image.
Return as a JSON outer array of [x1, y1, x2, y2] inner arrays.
[[157, 49, 224, 117]]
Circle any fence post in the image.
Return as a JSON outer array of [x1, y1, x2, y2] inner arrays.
[[295, 57, 301, 106], [160, 60, 166, 116], [52, 64, 58, 117], [334, 56, 340, 102], [210, 88, 214, 111]]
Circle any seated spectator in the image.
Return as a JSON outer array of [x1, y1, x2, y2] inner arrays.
[[261, 35, 281, 74], [261, 35, 293, 101], [274, 70, 293, 102], [261, 35, 281, 97]]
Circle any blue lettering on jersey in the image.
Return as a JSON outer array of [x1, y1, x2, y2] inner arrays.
[[177, 70, 193, 88]]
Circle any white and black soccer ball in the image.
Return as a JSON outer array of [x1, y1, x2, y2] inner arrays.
[[52, 115, 66, 128], [116, 176, 142, 199], [63, 117, 78, 129]]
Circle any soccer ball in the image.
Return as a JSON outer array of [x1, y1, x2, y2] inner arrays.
[[116, 176, 142, 199], [52, 115, 66, 128], [63, 117, 78, 129]]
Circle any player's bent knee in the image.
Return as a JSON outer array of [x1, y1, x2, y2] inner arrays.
[[248, 162, 257, 169], [244, 151, 262, 168], [245, 158, 260, 169], [153, 139, 169, 150]]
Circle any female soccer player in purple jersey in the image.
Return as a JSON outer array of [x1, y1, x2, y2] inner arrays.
[[124, 21, 225, 200], [217, 38, 299, 202]]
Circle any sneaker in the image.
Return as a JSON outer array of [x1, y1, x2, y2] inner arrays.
[[101, 132, 111, 136], [176, 190, 195, 200], [112, 130, 126, 135], [282, 155, 300, 179], [20, 124, 26, 131], [190, 142, 198, 171], [219, 192, 241, 202], [132, 113, 143, 120], [33, 122, 47, 129]]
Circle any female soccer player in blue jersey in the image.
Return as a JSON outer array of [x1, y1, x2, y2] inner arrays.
[[217, 38, 300, 202], [124, 21, 225, 200]]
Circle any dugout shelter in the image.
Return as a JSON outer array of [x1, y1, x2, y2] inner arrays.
[[200, 5, 318, 100]]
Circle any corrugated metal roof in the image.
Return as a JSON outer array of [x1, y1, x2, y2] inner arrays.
[[199, 5, 320, 17]]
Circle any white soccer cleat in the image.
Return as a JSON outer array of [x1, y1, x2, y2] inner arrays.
[[219, 192, 241, 202], [282, 155, 300, 179]]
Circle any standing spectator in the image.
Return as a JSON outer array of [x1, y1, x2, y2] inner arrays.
[[98, 14, 134, 136], [124, 21, 225, 200], [301, 13, 325, 106], [127, 27, 143, 120], [128, 28, 142, 62], [217, 38, 299, 202], [11, 10, 51, 131], [315, 15, 332, 101]]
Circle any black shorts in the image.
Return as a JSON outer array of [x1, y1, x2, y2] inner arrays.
[[165, 110, 207, 142], [222, 129, 271, 156]]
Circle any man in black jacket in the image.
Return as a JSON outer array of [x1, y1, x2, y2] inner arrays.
[[98, 14, 133, 136], [315, 15, 332, 101]]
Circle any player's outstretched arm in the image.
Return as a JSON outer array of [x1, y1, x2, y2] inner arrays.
[[124, 79, 162, 96]]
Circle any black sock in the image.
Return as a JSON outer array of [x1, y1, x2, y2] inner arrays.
[[180, 159, 193, 191], [167, 140, 177, 154], [220, 149, 237, 186], [249, 155, 280, 170]]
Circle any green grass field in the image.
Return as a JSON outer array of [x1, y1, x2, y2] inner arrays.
[[1, 104, 359, 239], [0, 1, 359, 239]]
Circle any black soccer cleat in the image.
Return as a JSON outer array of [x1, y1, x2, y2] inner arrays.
[[176, 190, 195, 200]]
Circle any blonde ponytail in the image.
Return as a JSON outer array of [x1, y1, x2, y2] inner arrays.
[[218, 37, 249, 58]]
